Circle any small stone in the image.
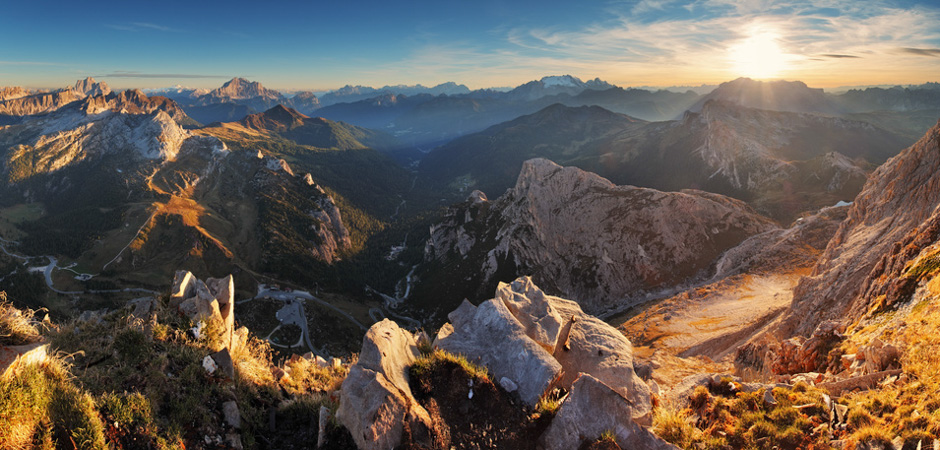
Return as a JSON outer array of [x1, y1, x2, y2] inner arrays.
[[202, 355, 218, 374], [763, 389, 777, 406], [317, 406, 330, 448], [225, 433, 243, 450], [223, 401, 241, 429], [499, 377, 518, 393], [834, 404, 848, 424], [332, 357, 342, 370]]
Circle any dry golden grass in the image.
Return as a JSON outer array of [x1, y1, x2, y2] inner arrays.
[[0, 294, 42, 346]]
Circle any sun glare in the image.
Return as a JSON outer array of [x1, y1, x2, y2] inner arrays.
[[728, 31, 788, 79]]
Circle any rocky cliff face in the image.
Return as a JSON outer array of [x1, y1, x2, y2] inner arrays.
[[420, 158, 777, 314], [0, 88, 86, 116], [0, 86, 31, 102], [782, 121, 940, 337], [1, 107, 191, 183]]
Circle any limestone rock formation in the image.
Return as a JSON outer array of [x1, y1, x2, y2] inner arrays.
[[539, 374, 679, 450], [433, 297, 562, 407], [423, 158, 776, 314], [336, 319, 434, 450], [435, 277, 654, 423], [783, 121, 940, 337]]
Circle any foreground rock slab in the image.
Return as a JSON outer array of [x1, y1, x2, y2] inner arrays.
[[336, 319, 434, 450], [539, 374, 679, 450]]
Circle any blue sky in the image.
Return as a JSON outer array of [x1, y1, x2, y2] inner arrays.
[[1, 0, 939, 91]]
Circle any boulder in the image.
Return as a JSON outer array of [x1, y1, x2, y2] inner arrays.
[[434, 298, 562, 407], [128, 297, 155, 319], [209, 348, 235, 379], [538, 374, 679, 450], [496, 278, 653, 424], [336, 319, 434, 450]]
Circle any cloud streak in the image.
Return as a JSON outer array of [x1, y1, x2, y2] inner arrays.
[[0, 60, 65, 66], [106, 22, 182, 33], [899, 47, 940, 57], [98, 72, 228, 79]]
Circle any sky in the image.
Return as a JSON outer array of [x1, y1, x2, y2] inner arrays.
[[1, 0, 939, 92]]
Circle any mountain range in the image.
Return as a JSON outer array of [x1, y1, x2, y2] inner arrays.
[[3, 72, 940, 449]]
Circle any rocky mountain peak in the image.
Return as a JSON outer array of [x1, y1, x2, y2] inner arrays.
[[422, 158, 777, 313], [214, 77, 280, 100], [73, 77, 111, 96], [512, 157, 614, 197]]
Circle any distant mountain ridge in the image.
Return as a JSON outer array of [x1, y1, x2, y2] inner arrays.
[[318, 81, 471, 106], [687, 77, 841, 115], [417, 101, 910, 222]]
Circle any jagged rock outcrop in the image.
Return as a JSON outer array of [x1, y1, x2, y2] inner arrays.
[[0, 87, 85, 116], [336, 319, 434, 450], [170, 271, 238, 351], [539, 374, 679, 450], [80, 89, 194, 125], [198, 77, 285, 104], [422, 158, 777, 314], [0, 86, 30, 102], [782, 121, 940, 337]]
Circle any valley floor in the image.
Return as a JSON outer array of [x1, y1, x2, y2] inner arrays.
[[616, 271, 807, 386]]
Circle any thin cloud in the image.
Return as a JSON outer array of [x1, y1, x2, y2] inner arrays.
[[899, 47, 940, 57], [820, 54, 860, 58], [0, 60, 64, 66], [105, 22, 181, 33], [99, 73, 228, 79]]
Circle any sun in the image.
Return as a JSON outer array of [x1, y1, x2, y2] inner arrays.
[[728, 31, 788, 79]]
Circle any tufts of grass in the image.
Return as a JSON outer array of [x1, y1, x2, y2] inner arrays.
[[0, 356, 107, 450], [0, 294, 43, 346], [410, 349, 489, 382], [280, 354, 347, 395], [653, 404, 696, 448], [535, 393, 563, 417], [851, 426, 893, 449]]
